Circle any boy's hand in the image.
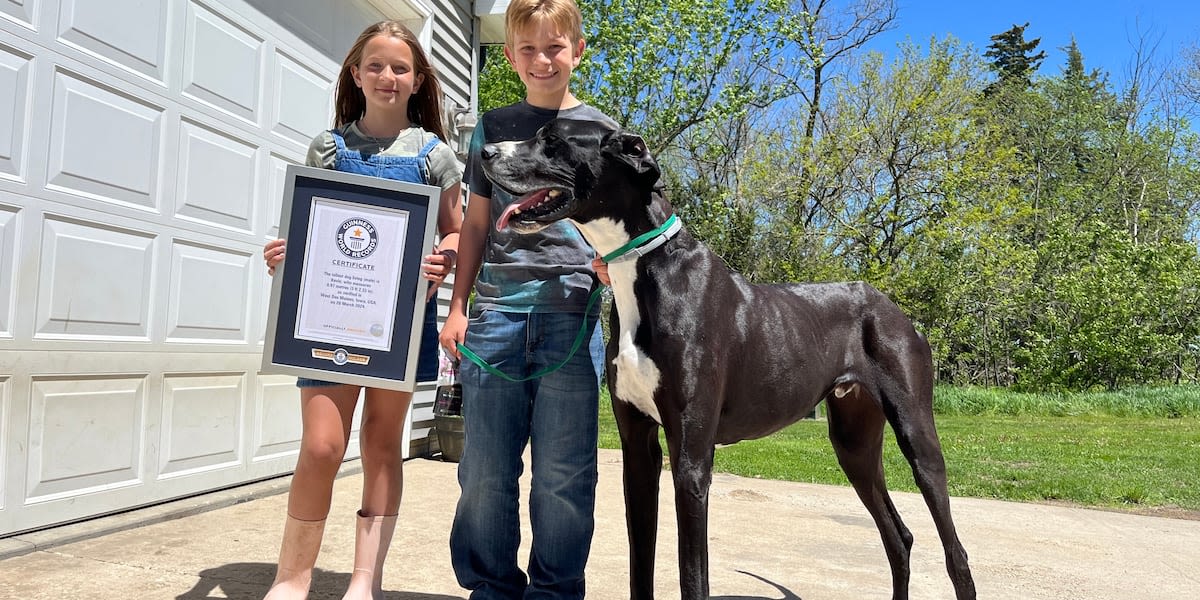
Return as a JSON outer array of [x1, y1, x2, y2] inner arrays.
[[592, 255, 610, 286], [264, 239, 286, 276], [439, 312, 468, 360]]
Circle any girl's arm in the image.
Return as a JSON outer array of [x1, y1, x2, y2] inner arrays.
[[423, 182, 464, 300]]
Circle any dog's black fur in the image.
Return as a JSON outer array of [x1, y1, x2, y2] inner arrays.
[[481, 118, 976, 600]]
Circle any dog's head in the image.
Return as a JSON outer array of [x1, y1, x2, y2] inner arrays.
[[481, 118, 660, 233]]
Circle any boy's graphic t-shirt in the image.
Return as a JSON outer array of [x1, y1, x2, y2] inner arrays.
[[465, 101, 617, 315]]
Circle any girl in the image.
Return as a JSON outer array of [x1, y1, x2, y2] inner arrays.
[[261, 20, 462, 600]]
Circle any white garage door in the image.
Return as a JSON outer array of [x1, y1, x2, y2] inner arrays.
[[0, 0, 444, 536]]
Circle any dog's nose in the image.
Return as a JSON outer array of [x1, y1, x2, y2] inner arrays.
[[481, 144, 498, 161]]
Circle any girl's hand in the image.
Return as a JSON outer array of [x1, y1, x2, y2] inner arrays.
[[423, 247, 456, 301], [264, 239, 286, 276]]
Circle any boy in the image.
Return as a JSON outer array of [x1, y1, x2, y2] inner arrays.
[[438, 0, 615, 598]]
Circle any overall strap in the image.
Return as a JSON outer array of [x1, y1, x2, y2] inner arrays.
[[416, 136, 441, 158], [330, 129, 349, 152]]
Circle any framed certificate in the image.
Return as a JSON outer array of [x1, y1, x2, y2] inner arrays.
[[262, 164, 440, 391]]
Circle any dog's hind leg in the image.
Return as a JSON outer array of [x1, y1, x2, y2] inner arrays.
[[613, 396, 665, 600], [882, 379, 977, 599], [825, 384, 915, 600]]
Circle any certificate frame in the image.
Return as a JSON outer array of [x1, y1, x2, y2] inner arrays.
[[262, 164, 440, 392]]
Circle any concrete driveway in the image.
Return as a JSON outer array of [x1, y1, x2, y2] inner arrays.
[[1, 448, 1196, 599]]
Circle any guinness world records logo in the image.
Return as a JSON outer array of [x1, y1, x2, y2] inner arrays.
[[337, 218, 378, 259]]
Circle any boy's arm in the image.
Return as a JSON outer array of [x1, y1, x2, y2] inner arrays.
[[439, 191, 491, 359]]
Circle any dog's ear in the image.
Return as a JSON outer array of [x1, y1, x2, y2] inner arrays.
[[606, 131, 660, 182]]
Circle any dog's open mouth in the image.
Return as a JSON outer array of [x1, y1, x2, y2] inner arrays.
[[496, 187, 571, 231]]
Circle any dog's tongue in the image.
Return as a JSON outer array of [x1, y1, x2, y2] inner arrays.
[[496, 189, 550, 231]]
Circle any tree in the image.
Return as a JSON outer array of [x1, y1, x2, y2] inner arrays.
[[1179, 43, 1200, 109], [577, 0, 795, 154], [983, 22, 1046, 94], [476, 46, 525, 113], [774, 0, 898, 226]]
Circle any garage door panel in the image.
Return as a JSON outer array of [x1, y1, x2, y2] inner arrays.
[[0, 43, 31, 184], [271, 49, 331, 148], [0, 203, 15, 337], [26, 375, 146, 503], [47, 68, 163, 211], [174, 118, 256, 231], [56, 0, 168, 82], [35, 215, 154, 339], [159, 373, 243, 478], [0, 375, 8, 511], [167, 240, 251, 342], [183, 1, 263, 124], [264, 153, 293, 240], [253, 376, 302, 460], [0, 0, 36, 30]]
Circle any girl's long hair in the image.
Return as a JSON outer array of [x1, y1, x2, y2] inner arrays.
[[333, 21, 448, 142]]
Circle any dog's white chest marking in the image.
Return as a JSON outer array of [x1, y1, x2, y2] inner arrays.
[[576, 218, 663, 424]]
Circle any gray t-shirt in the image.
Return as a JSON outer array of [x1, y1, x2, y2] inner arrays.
[[466, 101, 618, 314], [307, 122, 462, 190]]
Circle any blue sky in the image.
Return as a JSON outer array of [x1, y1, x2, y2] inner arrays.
[[864, 0, 1200, 82]]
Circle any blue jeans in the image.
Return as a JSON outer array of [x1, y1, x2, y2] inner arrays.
[[450, 309, 604, 600]]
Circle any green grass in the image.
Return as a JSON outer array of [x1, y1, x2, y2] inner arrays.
[[933, 384, 1200, 418], [597, 386, 1200, 514]]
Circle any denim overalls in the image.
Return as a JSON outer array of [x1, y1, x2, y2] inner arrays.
[[296, 130, 443, 387]]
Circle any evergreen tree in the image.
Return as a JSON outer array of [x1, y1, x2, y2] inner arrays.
[[984, 22, 1047, 94]]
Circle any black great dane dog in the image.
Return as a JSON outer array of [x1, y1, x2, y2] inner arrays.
[[481, 118, 976, 600]]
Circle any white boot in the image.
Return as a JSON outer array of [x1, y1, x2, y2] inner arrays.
[[263, 515, 326, 599], [341, 510, 398, 600]]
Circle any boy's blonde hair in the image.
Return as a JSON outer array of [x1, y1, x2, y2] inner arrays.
[[505, 0, 583, 46]]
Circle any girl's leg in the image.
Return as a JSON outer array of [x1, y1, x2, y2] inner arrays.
[[343, 388, 413, 600], [266, 383, 361, 600], [288, 384, 361, 517], [357, 388, 413, 515]]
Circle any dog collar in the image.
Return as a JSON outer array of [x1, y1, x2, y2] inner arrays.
[[602, 214, 682, 264]]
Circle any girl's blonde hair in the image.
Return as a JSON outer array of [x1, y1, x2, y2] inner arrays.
[[334, 21, 448, 142], [505, 0, 584, 47]]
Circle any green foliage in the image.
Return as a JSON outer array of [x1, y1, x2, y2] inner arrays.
[[933, 385, 1200, 418], [576, 0, 794, 151], [476, 2, 1200, 391], [477, 46, 524, 112], [1016, 220, 1200, 390], [596, 388, 1200, 511], [983, 22, 1046, 92]]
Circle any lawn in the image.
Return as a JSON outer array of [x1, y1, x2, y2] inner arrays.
[[596, 387, 1200, 515]]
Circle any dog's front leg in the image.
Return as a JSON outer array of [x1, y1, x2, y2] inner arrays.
[[613, 395, 664, 600], [669, 433, 716, 600]]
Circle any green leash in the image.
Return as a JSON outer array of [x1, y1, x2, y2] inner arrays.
[[456, 286, 606, 382], [456, 215, 681, 382]]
